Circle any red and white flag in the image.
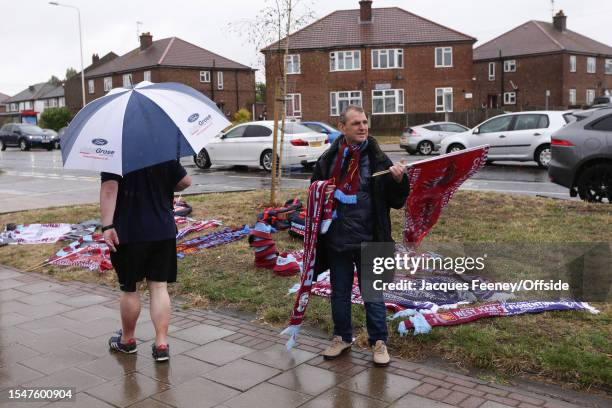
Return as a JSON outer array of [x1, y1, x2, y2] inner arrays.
[[404, 145, 489, 247]]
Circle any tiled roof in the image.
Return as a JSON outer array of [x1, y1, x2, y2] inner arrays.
[[0, 92, 9, 103], [262, 7, 475, 52], [86, 37, 252, 78], [474, 20, 612, 60], [5, 83, 63, 103]]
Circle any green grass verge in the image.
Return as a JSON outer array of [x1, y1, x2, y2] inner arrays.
[[0, 190, 610, 390]]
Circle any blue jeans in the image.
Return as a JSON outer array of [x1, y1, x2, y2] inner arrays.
[[328, 249, 388, 346]]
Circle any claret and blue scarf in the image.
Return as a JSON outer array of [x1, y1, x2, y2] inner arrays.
[[330, 139, 368, 204]]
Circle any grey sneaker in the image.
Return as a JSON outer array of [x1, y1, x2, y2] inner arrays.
[[321, 336, 352, 360], [372, 340, 390, 366]]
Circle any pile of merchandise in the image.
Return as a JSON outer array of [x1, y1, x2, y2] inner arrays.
[[249, 222, 278, 269]]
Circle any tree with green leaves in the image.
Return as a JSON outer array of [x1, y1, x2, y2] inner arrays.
[[65, 67, 78, 80], [47, 75, 62, 85], [256, 82, 266, 103], [39, 107, 72, 131]]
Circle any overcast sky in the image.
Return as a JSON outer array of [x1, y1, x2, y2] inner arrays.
[[1, 0, 610, 96]]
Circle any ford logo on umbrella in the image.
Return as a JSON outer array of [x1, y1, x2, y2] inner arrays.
[[188, 113, 199, 123], [92, 138, 108, 146]]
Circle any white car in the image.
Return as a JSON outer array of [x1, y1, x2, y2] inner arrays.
[[400, 121, 469, 155], [439, 111, 574, 168], [193, 121, 329, 171]]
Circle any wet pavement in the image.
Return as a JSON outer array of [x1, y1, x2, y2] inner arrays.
[[0, 147, 573, 213], [1, 265, 608, 407]]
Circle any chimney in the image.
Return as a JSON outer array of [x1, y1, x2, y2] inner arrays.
[[553, 10, 566, 32], [359, 0, 372, 23], [92, 53, 99, 64], [140, 32, 153, 51]]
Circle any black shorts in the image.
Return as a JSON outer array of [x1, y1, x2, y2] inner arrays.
[[110, 239, 177, 292]]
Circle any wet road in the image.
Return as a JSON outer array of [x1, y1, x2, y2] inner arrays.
[[0, 148, 572, 213]]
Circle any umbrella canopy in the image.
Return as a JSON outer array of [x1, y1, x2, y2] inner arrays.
[[61, 81, 231, 175]]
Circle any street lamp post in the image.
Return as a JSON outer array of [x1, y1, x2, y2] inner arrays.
[[49, 2, 86, 108]]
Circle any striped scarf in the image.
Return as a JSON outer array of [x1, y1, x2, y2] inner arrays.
[[330, 140, 368, 204], [281, 180, 332, 349]]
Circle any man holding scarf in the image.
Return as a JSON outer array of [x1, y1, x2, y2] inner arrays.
[[311, 105, 409, 366]]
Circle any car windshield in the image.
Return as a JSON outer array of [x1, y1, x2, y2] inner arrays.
[[20, 125, 44, 134], [283, 123, 316, 134]]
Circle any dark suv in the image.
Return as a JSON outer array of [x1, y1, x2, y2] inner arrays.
[[0, 123, 55, 151], [548, 108, 612, 203]]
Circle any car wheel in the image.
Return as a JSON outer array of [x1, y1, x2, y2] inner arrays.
[[19, 139, 30, 151], [447, 143, 465, 154], [404, 148, 415, 155], [260, 149, 278, 172], [193, 148, 211, 169], [46, 145, 54, 151], [0, 140, 6, 151], [535, 144, 551, 168], [577, 164, 612, 203], [54, 141, 60, 150], [417, 141, 434, 155]]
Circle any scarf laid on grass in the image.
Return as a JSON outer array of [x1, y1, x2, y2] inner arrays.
[[395, 300, 599, 335], [404, 145, 489, 247], [176, 219, 222, 241], [330, 140, 367, 204], [176, 225, 249, 258], [282, 180, 332, 349]]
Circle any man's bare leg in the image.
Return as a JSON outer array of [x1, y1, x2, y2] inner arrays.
[[120, 291, 140, 341], [148, 281, 171, 346]]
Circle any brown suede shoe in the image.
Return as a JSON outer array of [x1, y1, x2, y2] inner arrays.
[[321, 336, 352, 360], [372, 340, 390, 366]]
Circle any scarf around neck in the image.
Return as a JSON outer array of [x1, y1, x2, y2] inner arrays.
[[330, 139, 368, 204]]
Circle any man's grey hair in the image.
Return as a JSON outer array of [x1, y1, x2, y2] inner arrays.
[[339, 105, 365, 124]]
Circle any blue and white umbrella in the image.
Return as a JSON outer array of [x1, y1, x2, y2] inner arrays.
[[61, 81, 231, 175]]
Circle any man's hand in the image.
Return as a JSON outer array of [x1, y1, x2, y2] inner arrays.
[[389, 160, 407, 183], [103, 228, 119, 252], [325, 184, 336, 196]]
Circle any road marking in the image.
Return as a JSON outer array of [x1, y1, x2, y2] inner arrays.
[[1, 170, 98, 182]]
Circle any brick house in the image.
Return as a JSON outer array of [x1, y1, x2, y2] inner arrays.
[[64, 52, 118, 115], [71, 33, 256, 118], [473, 10, 612, 110], [3, 83, 66, 124], [261, 0, 476, 129]]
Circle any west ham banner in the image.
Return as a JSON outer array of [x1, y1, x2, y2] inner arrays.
[[404, 145, 489, 247]]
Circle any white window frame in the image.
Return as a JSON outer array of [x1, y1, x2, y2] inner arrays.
[[24, 101, 32, 110], [123, 73, 132, 87], [586, 89, 595, 105], [329, 50, 361, 72], [503, 59, 516, 72], [10, 103, 17, 112], [59, 97, 65, 107], [488, 62, 496, 81], [330, 91, 363, 116], [569, 89, 577, 105], [199, 70, 211, 83], [371, 89, 404, 115], [605, 59, 612, 75], [285, 93, 302, 118], [88, 79, 94, 94], [143, 70, 151, 82], [217, 71, 224, 90], [435, 47, 452, 68], [503, 92, 516, 105], [103, 76, 112, 92], [435, 88, 453, 112], [285, 54, 301, 74], [570, 55, 577, 72], [587, 57, 596, 74], [49, 98, 57, 108], [19, 102, 24, 111], [371, 49, 403, 69]]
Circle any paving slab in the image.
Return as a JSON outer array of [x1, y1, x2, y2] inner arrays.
[[338, 368, 420, 402], [222, 382, 311, 408], [243, 343, 317, 370], [268, 363, 349, 396], [183, 339, 254, 366], [203, 359, 281, 391], [170, 324, 235, 345], [299, 387, 388, 408], [86, 372, 170, 407], [153, 377, 240, 408]]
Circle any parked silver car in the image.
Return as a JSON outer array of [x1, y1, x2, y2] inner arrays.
[[400, 122, 469, 155], [548, 107, 612, 203]]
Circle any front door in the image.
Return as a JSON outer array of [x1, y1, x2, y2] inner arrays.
[[487, 94, 498, 109]]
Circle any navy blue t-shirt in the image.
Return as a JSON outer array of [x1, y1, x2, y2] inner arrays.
[[101, 160, 187, 244]]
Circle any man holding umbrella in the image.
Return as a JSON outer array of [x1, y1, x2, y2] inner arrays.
[[60, 81, 231, 362], [101, 162, 191, 361]]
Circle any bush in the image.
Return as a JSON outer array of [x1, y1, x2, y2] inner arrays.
[[39, 107, 72, 131], [232, 108, 251, 124]]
